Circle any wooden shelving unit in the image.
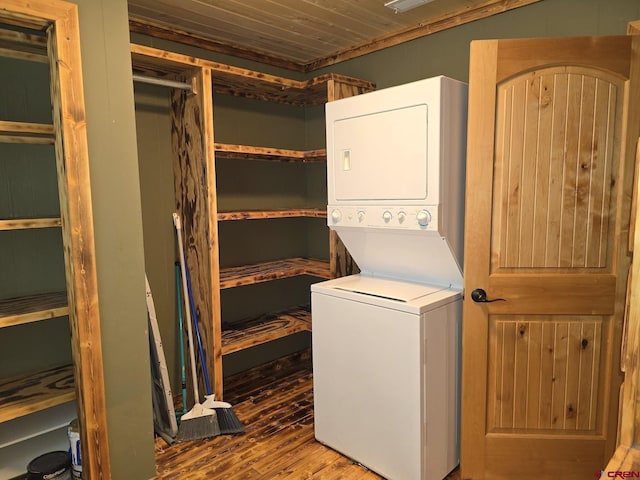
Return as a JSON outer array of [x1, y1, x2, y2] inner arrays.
[[0, 113, 74, 461], [130, 42, 374, 399], [215, 141, 331, 371], [0, 7, 110, 475], [214, 139, 333, 376]]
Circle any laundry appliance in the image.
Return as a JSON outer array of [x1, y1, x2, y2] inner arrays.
[[311, 76, 467, 480]]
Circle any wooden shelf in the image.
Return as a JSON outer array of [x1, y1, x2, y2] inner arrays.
[[219, 257, 330, 289], [0, 28, 48, 63], [217, 208, 326, 221], [0, 217, 61, 231], [0, 364, 75, 424], [221, 306, 311, 355], [214, 144, 326, 163], [0, 292, 68, 329], [131, 43, 375, 106], [0, 120, 55, 144]]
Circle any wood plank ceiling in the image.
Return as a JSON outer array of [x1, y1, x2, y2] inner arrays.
[[128, 0, 543, 72]]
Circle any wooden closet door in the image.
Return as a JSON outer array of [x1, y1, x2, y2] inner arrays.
[[461, 35, 640, 479]]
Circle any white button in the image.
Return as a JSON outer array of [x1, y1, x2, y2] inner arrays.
[[382, 211, 392, 222], [417, 209, 431, 227]]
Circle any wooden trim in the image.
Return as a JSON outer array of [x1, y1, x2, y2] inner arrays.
[[628, 20, 640, 35]]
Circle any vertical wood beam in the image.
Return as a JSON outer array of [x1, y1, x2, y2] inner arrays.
[[44, 1, 111, 478], [170, 68, 219, 401]]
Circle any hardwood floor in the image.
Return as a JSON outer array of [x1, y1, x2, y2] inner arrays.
[[154, 351, 461, 479]]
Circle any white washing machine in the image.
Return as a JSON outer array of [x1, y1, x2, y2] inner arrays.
[[312, 275, 461, 480], [312, 76, 468, 480]]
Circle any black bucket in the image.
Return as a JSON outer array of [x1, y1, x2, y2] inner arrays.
[[27, 451, 72, 480]]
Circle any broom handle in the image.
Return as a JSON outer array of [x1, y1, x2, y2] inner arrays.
[[185, 264, 212, 396], [173, 213, 200, 404], [175, 263, 188, 414]]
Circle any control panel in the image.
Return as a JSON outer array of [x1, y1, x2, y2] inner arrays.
[[328, 205, 438, 231]]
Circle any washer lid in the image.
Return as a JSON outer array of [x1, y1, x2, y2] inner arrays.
[[333, 226, 463, 289], [334, 275, 447, 302]]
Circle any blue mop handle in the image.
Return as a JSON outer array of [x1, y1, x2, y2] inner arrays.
[[175, 263, 188, 416], [184, 260, 213, 396]]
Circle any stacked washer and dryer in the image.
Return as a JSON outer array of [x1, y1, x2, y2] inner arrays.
[[311, 76, 468, 480]]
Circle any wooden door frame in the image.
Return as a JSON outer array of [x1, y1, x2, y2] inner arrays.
[[0, 1, 110, 478], [604, 20, 640, 476]]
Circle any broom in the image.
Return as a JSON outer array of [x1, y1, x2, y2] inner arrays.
[[182, 260, 246, 435], [173, 213, 220, 441]]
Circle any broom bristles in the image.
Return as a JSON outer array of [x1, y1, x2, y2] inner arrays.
[[202, 396, 245, 434], [214, 407, 245, 434], [176, 403, 221, 442]]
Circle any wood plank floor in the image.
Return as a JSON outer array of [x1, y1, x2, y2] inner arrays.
[[154, 351, 461, 479]]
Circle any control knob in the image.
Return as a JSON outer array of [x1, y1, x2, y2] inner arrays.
[[382, 210, 392, 223], [416, 209, 431, 227], [357, 210, 365, 223], [397, 211, 407, 224], [331, 209, 342, 224]]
